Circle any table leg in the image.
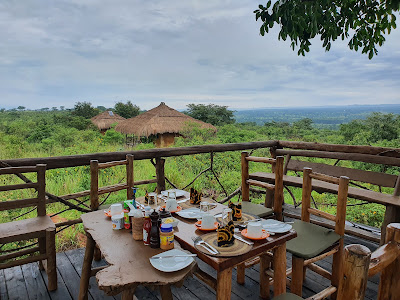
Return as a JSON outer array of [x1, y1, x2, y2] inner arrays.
[[216, 268, 233, 300], [159, 285, 173, 300], [260, 253, 272, 299], [78, 234, 95, 300], [121, 287, 136, 300], [273, 243, 286, 297]]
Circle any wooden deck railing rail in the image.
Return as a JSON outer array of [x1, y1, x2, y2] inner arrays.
[[1, 140, 399, 245]]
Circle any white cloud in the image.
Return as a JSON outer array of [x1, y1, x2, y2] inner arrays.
[[0, 0, 399, 110]]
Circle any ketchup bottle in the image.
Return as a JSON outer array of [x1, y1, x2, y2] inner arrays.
[[143, 207, 151, 245]]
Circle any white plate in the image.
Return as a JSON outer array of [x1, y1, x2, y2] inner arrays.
[[150, 249, 194, 272], [176, 208, 204, 219], [261, 219, 292, 233], [161, 189, 186, 198]]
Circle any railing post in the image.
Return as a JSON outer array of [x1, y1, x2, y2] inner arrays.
[[241, 152, 249, 202], [380, 177, 400, 244], [155, 157, 166, 193], [337, 244, 371, 300], [90, 160, 99, 210], [378, 223, 400, 300], [126, 154, 134, 199]]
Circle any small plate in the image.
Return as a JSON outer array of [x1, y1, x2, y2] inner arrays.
[[161, 189, 186, 198], [160, 205, 182, 213], [195, 221, 219, 231], [150, 249, 194, 272], [241, 229, 269, 240], [176, 208, 204, 219], [261, 219, 292, 233]]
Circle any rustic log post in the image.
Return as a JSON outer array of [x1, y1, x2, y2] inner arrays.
[[46, 227, 57, 291], [90, 160, 99, 210], [301, 168, 313, 222], [241, 152, 250, 202], [378, 223, 400, 300], [37, 164, 47, 216], [126, 154, 134, 199], [380, 176, 400, 244], [155, 157, 166, 193], [264, 189, 274, 208], [337, 244, 371, 300], [274, 156, 284, 221]]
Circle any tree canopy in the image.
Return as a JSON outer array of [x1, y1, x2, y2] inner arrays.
[[185, 104, 235, 126], [114, 101, 140, 119], [72, 102, 99, 119], [255, 0, 399, 58]]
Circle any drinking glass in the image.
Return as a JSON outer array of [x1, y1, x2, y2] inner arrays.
[[222, 208, 232, 226], [200, 201, 209, 213]]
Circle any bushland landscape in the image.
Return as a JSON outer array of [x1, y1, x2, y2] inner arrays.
[[1, 102, 399, 251]]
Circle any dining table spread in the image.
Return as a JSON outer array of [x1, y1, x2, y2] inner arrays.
[[78, 190, 297, 300]]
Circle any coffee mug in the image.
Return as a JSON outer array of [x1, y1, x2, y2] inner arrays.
[[247, 222, 263, 238], [110, 203, 123, 216], [201, 214, 216, 229], [166, 198, 178, 212]]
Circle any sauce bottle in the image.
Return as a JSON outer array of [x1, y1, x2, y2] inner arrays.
[[143, 206, 151, 245], [150, 211, 160, 248]]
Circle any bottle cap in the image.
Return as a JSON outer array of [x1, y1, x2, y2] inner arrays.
[[160, 224, 173, 232]]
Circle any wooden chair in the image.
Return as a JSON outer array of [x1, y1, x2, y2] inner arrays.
[[287, 168, 349, 299], [241, 151, 284, 220], [273, 223, 400, 300], [0, 164, 57, 291], [237, 152, 284, 285]]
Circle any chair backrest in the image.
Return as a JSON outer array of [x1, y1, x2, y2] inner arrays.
[[301, 167, 349, 236], [241, 151, 284, 220], [0, 164, 47, 217], [90, 154, 134, 210]]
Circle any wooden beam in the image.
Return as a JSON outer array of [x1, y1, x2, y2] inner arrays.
[[308, 208, 336, 222], [246, 156, 276, 164]]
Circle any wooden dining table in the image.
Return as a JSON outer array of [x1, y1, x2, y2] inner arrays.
[[79, 193, 296, 300]]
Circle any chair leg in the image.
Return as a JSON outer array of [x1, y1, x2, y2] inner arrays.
[[46, 228, 57, 291], [291, 256, 304, 297], [237, 263, 245, 285], [330, 243, 344, 300]]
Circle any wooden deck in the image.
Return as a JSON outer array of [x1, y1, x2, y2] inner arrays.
[[1, 234, 379, 300]]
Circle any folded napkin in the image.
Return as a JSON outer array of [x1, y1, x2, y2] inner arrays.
[[190, 188, 202, 205], [144, 191, 149, 204], [217, 220, 235, 247], [228, 201, 242, 221]]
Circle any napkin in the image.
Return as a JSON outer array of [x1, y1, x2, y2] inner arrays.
[[228, 200, 242, 221], [217, 220, 235, 247], [190, 188, 202, 205], [144, 191, 149, 204]]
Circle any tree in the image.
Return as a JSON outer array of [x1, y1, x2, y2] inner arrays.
[[185, 104, 235, 126], [72, 102, 99, 119], [114, 101, 140, 119], [293, 118, 314, 131], [365, 112, 399, 141], [254, 0, 399, 58], [17, 106, 25, 111]]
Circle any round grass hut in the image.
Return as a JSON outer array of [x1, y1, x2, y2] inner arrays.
[[91, 111, 126, 133], [115, 102, 217, 147]]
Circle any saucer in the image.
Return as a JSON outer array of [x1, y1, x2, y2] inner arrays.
[[195, 220, 219, 231], [241, 229, 269, 240]]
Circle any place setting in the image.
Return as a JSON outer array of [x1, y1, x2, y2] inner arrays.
[[149, 249, 197, 272]]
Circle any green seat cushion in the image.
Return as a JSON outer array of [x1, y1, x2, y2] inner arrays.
[[273, 293, 304, 300], [241, 201, 273, 218], [287, 220, 341, 259]]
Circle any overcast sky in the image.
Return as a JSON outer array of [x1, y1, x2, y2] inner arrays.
[[1, 1, 399, 110]]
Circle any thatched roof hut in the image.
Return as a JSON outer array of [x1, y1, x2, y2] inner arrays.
[[115, 102, 216, 147], [91, 111, 126, 133]]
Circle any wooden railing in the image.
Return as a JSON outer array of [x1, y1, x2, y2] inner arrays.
[[2, 140, 400, 244]]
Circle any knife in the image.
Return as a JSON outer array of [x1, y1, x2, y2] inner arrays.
[[150, 254, 197, 259], [177, 198, 190, 203], [234, 234, 254, 245]]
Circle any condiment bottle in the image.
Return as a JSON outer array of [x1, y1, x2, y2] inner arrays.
[[143, 207, 152, 245], [149, 211, 160, 248], [159, 207, 172, 220], [160, 224, 174, 250]]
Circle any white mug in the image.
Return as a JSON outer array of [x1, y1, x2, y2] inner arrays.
[[166, 198, 178, 212], [247, 222, 263, 238], [110, 203, 123, 216], [201, 214, 216, 229]]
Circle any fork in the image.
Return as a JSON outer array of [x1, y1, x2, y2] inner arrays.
[[191, 236, 219, 254]]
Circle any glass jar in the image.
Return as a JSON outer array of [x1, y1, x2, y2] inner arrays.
[[160, 224, 174, 250]]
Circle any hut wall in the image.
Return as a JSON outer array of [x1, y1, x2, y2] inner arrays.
[[155, 133, 178, 148]]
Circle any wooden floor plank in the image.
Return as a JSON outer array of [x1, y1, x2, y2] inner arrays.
[[57, 252, 93, 300], [64, 248, 115, 300], [21, 263, 51, 300], [3, 266, 29, 300], [41, 266, 73, 300], [0, 269, 9, 300]]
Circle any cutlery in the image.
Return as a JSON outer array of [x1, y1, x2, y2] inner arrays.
[[233, 234, 254, 245], [150, 254, 197, 260], [177, 198, 190, 204], [197, 236, 219, 254], [191, 236, 219, 255]]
